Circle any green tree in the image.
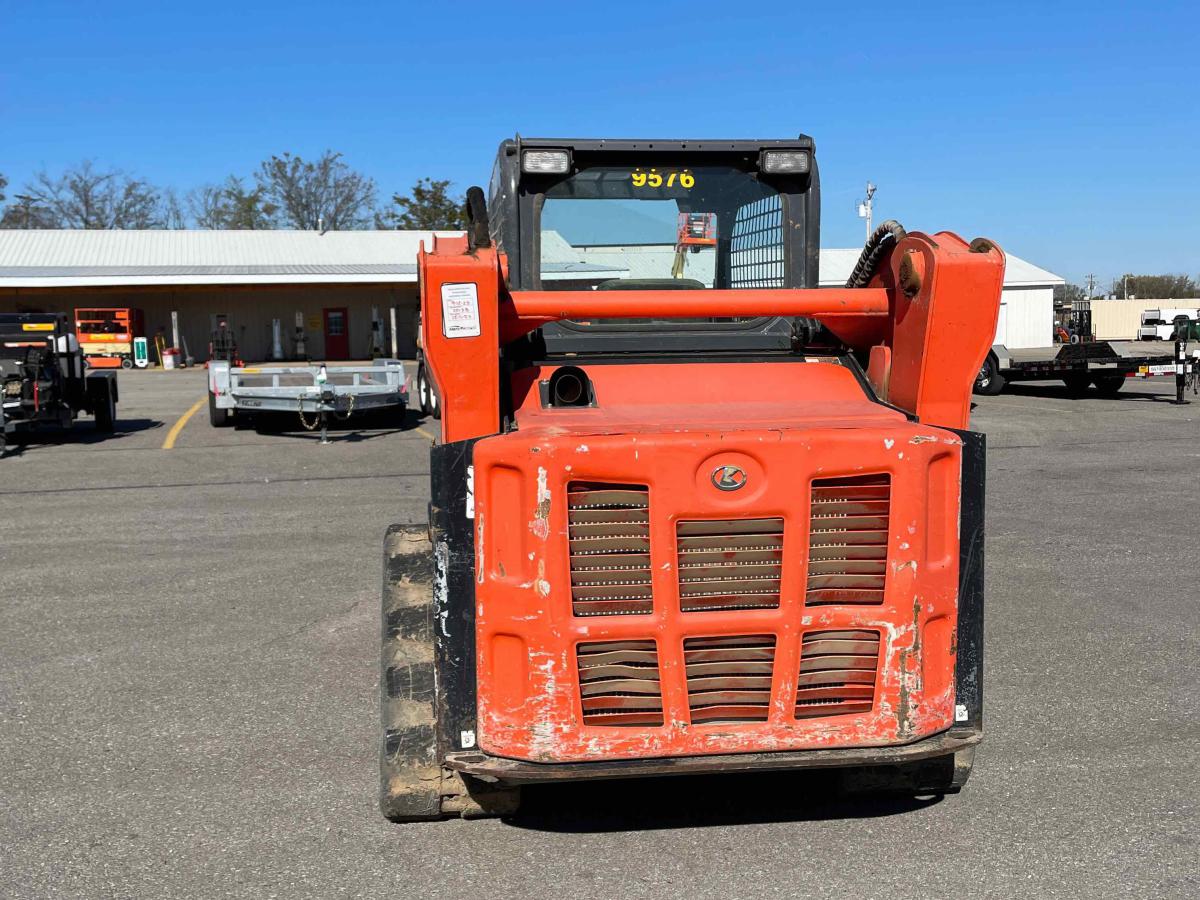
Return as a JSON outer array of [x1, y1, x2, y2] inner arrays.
[[188, 177, 278, 229], [1054, 283, 1087, 306], [377, 178, 465, 230], [256, 151, 375, 230], [1114, 273, 1198, 300]]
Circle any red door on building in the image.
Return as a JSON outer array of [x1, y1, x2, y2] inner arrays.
[[323, 307, 349, 359]]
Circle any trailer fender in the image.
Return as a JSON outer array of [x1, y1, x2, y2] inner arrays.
[[208, 361, 235, 410], [85, 370, 118, 409], [85, 373, 117, 433]]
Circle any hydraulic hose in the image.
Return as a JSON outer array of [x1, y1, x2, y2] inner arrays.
[[845, 220, 907, 288]]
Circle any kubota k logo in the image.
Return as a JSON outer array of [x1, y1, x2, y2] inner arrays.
[[711, 465, 748, 492]]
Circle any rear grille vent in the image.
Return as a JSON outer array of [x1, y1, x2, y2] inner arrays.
[[676, 518, 784, 612], [795, 630, 880, 719], [568, 482, 651, 616], [684, 635, 776, 724], [806, 474, 890, 605], [577, 640, 664, 726]]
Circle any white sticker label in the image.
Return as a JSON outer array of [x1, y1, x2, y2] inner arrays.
[[460, 729, 476, 749], [955, 704, 969, 722], [441, 283, 481, 338]]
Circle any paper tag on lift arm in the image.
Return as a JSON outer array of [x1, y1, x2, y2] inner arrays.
[[441, 283, 481, 338]]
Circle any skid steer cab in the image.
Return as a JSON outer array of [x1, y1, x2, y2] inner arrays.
[[381, 136, 1004, 821]]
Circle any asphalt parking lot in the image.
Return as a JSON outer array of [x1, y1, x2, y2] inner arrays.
[[1, 369, 1197, 899]]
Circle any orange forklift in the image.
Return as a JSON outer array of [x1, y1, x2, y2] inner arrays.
[[381, 136, 1004, 820]]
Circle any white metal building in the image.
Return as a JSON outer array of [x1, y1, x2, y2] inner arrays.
[[0, 229, 1066, 360], [0, 230, 458, 361]]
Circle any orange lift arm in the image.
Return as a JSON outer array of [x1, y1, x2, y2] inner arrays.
[[419, 232, 1004, 444]]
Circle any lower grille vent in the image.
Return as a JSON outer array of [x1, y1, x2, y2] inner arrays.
[[806, 474, 890, 605], [685, 635, 776, 724], [568, 482, 651, 616], [577, 640, 664, 726], [795, 629, 880, 719], [677, 518, 784, 611]]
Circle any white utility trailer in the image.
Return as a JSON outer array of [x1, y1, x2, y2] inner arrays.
[[208, 359, 409, 442]]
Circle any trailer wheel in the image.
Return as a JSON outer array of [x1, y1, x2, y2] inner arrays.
[[208, 392, 231, 427], [1093, 373, 1125, 397], [973, 353, 1005, 396], [429, 382, 441, 420], [120, 356, 133, 370], [380, 524, 520, 822], [1062, 374, 1091, 398], [416, 364, 432, 416], [93, 384, 116, 433]]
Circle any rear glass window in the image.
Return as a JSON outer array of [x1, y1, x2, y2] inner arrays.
[[538, 165, 783, 292]]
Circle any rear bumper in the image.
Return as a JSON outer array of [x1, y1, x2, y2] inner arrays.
[[445, 726, 981, 785]]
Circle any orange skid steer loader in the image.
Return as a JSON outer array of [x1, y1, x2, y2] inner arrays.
[[380, 136, 1003, 821]]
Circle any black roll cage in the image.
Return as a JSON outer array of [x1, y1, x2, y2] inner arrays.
[[486, 137, 821, 356]]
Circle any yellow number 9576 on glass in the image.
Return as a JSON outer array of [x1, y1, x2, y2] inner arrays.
[[630, 169, 695, 189]]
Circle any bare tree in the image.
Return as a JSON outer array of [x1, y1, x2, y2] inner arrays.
[[187, 184, 225, 229], [0, 172, 6, 205], [377, 178, 465, 230], [12, 161, 164, 228], [0, 192, 61, 228], [256, 151, 376, 230], [187, 177, 278, 229], [161, 188, 188, 229]]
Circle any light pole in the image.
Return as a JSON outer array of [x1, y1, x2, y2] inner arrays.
[[857, 182, 876, 240]]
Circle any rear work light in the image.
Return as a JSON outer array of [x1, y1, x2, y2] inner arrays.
[[522, 149, 572, 174], [760, 150, 811, 175]]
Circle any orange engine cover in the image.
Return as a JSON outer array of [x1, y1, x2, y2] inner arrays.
[[471, 362, 965, 763]]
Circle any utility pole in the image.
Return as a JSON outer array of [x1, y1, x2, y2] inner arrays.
[[1123, 273, 1131, 300], [857, 182, 876, 240], [1085, 273, 1097, 299]]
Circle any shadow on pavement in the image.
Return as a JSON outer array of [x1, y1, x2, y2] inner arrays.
[[1, 418, 164, 456], [1001, 383, 1179, 403], [506, 769, 942, 833], [235, 409, 428, 441]]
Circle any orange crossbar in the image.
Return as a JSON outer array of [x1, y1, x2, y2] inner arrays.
[[506, 287, 889, 320]]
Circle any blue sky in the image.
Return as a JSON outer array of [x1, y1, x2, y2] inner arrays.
[[1, 0, 1196, 288]]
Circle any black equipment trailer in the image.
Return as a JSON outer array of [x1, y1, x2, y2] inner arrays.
[[974, 340, 1196, 397], [1, 312, 119, 453]]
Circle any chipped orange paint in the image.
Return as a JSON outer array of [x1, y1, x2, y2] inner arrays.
[[472, 365, 964, 762], [418, 228, 1004, 765]]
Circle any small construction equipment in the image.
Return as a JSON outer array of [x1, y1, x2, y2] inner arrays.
[[209, 314, 241, 366], [1, 312, 118, 453], [379, 136, 1005, 821], [74, 307, 144, 369], [671, 211, 717, 278], [208, 359, 408, 441]]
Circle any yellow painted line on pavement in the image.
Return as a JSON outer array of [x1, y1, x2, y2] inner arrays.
[[414, 426, 437, 443], [162, 396, 206, 450]]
